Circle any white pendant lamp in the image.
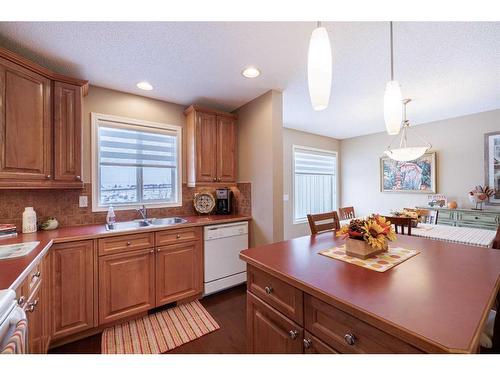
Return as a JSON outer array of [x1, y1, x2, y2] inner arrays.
[[307, 22, 332, 111], [384, 22, 403, 135], [384, 99, 431, 162]]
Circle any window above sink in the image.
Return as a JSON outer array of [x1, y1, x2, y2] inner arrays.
[[91, 113, 183, 212]]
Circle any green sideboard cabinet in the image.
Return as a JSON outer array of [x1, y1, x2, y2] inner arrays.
[[417, 207, 500, 230]]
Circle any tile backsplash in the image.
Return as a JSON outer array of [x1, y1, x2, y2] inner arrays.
[[0, 183, 251, 229]]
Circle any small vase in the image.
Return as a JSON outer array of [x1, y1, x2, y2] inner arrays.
[[345, 238, 386, 259]]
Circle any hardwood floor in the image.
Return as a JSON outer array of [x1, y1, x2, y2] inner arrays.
[[49, 284, 247, 354]]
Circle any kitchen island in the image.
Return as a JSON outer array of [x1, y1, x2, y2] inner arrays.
[[240, 232, 500, 353]]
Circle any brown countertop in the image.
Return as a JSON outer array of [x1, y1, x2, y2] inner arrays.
[[0, 214, 251, 291], [240, 232, 500, 353]]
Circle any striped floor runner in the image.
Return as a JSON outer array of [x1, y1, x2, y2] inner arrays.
[[101, 300, 220, 354]]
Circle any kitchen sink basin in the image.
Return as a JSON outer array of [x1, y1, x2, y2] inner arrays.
[[105, 217, 188, 231], [0, 241, 40, 260]]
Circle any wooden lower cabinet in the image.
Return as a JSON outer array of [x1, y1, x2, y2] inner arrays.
[[98, 248, 155, 325], [247, 292, 303, 354], [50, 240, 94, 341], [155, 240, 202, 306]]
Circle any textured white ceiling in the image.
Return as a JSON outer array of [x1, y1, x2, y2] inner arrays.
[[0, 22, 498, 139]]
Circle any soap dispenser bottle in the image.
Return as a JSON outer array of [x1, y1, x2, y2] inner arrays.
[[106, 206, 116, 228], [22, 207, 37, 233]]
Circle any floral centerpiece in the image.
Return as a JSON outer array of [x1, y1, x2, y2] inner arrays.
[[336, 215, 396, 259]]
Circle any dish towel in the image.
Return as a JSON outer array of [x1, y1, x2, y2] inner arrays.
[[1, 319, 28, 354]]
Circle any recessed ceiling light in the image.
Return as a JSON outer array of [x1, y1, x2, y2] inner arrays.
[[241, 67, 261, 78], [136, 81, 153, 91]]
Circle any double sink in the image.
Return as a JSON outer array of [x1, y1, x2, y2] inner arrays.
[[105, 217, 188, 231]]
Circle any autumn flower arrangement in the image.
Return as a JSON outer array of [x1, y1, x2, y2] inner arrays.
[[337, 215, 396, 258]]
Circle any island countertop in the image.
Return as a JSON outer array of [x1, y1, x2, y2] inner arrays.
[[240, 232, 500, 353]]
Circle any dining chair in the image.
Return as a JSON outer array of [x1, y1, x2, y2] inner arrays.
[[339, 206, 356, 221], [307, 211, 340, 235], [383, 216, 412, 235], [492, 225, 500, 250]]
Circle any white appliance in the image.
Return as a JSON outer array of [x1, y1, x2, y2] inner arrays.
[[0, 289, 26, 353], [204, 221, 249, 295]]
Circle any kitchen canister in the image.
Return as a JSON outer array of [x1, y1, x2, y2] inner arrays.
[[22, 207, 37, 233]]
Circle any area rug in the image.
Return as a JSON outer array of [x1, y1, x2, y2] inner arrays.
[[319, 245, 420, 272], [101, 300, 220, 354]]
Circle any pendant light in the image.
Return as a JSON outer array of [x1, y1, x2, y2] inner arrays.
[[307, 21, 332, 111], [384, 21, 403, 135], [384, 99, 431, 162]]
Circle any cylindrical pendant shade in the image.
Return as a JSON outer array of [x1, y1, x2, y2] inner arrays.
[[307, 26, 332, 111], [384, 80, 403, 135]]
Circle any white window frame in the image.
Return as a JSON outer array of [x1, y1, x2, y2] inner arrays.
[[91, 112, 182, 212], [292, 144, 337, 224]]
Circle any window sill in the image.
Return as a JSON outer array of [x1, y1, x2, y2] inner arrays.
[[92, 201, 183, 213]]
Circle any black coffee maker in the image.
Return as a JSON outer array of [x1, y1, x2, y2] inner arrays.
[[215, 188, 232, 214]]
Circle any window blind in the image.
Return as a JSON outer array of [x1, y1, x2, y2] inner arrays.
[[294, 149, 336, 175], [98, 123, 177, 168]]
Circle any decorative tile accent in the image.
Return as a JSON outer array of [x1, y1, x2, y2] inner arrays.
[[0, 183, 251, 229]]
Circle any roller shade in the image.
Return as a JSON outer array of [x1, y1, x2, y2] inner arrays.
[[294, 149, 336, 175], [98, 124, 177, 167]]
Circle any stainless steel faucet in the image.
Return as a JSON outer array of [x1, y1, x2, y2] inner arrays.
[[137, 204, 147, 220]]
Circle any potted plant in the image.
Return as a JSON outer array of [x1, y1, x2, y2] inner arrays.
[[336, 215, 396, 259]]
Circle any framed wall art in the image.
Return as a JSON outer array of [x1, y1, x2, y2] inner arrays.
[[380, 152, 436, 193], [484, 131, 500, 205]]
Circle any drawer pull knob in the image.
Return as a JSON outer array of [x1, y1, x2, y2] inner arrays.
[[46, 175, 51, 179], [150, 249, 154, 253], [75, 175, 81, 181], [264, 286, 273, 294], [176, 234, 181, 239], [344, 333, 356, 346], [32, 271, 41, 280], [27, 299, 39, 313], [126, 241, 131, 246], [288, 330, 298, 340], [156, 248, 161, 253], [18, 296, 25, 306], [303, 338, 312, 349]]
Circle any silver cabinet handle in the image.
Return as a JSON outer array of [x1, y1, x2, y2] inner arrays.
[[150, 249, 154, 253], [303, 338, 312, 349], [156, 248, 161, 253], [264, 286, 273, 294], [32, 271, 41, 280], [27, 299, 39, 313], [126, 241, 131, 246], [46, 175, 51, 179], [176, 234, 181, 239], [18, 296, 25, 306], [344, 333, 356, 346], [288, 330, 298, 340], [212, 177, 217, 182], [75, 175, 81, 181]]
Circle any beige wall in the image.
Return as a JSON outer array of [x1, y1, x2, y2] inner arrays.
[[236, 90, 284, 247], [82, 85, 187, 183], [283, 128, 341, 240], [340, 109, 500, 216]]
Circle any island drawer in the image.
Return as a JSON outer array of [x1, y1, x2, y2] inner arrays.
[[155, 227, 202, 246], [247, 265, 303, 325], [98, 232, 155, 256], [304, 294, 422, 353]]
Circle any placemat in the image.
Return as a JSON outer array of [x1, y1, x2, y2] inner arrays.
[[319, 245, 420, 272]]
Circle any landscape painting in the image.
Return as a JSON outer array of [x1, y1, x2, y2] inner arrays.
[[380, 152, 436, 193]]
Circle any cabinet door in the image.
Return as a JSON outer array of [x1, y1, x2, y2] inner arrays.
[[99, 248, 155, 325], [0, 57, 52, 181], [53, 81, 82, 182], [195, 111, 217, 182], [50, 240, 94, 341], [26, 283, 44, 354], [216, 116, 237, 182], [247, 292, 303, 354], [156, 240, 202, 306]]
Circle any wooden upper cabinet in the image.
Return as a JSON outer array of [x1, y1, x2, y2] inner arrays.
[[185, 105, 237, 186], [50, 240, 94, 341], [0, 47, 87, 189], [217, 116, 237, 182], [0, 57, 52, 181], [195, 111, 217, 182], [53, 82, 83, 184]]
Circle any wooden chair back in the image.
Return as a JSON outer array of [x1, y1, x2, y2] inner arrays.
[[307, 211, 340, 235], [339, 206, 355, 221], [493, 225, 500, 250], [383, 216, 412, 236]]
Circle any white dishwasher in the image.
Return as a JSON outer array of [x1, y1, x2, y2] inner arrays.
[[204, 221, 249, 295]]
